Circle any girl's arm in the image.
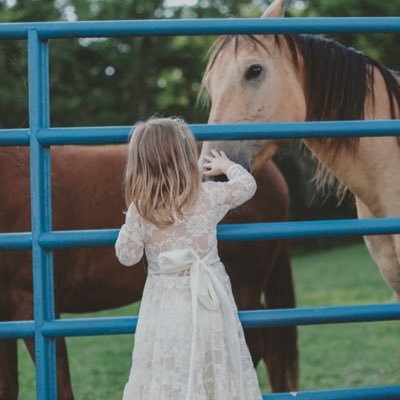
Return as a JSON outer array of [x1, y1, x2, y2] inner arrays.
[[115, 203, 144, 266], [202, 150, 257, 214]]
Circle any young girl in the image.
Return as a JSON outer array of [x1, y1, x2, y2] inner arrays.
[[115, 117, 262, 400]]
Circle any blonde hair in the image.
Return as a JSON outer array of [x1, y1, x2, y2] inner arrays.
[[124, 117, 201, 227]]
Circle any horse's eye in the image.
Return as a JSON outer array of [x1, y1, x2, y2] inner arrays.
[[245, 64, 263, 80]]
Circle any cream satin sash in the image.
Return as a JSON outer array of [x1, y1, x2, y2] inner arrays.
[[156, 248, 244, 400]]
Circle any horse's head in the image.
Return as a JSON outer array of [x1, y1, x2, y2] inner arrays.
[[200, 0, 306, 170]]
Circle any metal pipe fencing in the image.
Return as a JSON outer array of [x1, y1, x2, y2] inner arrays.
[[0, 15, 399, 400]]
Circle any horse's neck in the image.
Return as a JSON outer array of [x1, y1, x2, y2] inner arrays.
[[304, 62, 400, 218], [306, 136, 400, 218]]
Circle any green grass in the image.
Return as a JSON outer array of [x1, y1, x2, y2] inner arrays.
[[18, 242, 400, 398], [289, 243, 400, 392]]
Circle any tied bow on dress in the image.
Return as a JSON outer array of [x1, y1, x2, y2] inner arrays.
[[157, 248, 245, 400]]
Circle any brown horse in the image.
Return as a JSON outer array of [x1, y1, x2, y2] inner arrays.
[[0, 143, 297, 398], [200, 0, 400, 300]]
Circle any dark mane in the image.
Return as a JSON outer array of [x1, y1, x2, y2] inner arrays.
[[204, 34, 400, 156], [283, 34, 400, 154]]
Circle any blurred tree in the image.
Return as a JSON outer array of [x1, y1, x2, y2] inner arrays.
[[50, 0, 215, 126], [300, 0, 399, 68], [0, 0, 62, 129]]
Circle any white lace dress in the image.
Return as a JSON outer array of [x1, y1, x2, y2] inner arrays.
[[115, 164, 262, 400]]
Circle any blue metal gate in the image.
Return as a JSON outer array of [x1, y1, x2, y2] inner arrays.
[[1, 16, 400, 400]]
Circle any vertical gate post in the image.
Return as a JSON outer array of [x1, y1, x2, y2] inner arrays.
[[28, 29, 57, 400]]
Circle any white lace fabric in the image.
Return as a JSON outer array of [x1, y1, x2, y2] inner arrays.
[[116, 164, 256, 272], [115, 164, 262, 400]]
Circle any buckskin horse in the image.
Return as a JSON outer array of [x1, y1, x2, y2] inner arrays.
[[0, 142, 297, 398], [200, 0, 400, 300]]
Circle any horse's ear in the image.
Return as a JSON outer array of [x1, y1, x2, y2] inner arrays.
[[261, 0, 285, 18]]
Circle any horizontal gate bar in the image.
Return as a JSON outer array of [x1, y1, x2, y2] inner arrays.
[[2, 120, 400, 146], [1, 17, 400, 40], [40, 229, 115, 248], [238, 303, 400, 328], [1, 216, 399, 250], [37, 217, 400, 249], [263, 385, 400, 400], [0, 321, 35, 339], [41, 316, 137, 337], [36, 120, 400, 145], [216, 217, 400, 241], [37, 304, 400, 337], [0, 232, 32, 249], [0, 129, 30, 146]]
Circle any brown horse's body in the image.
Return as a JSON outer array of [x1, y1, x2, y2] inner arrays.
[[0, 144, 297, 398], [200, 0, 400, 300]]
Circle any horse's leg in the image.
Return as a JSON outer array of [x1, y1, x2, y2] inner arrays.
[[11, 287, 74, 400], [263, 241, 298, 392], [392, 229, 400, 301], [232, 284, 265, 369], [242, 319, 264, 369], [0, 283, 19, 399], [356, 198, 400, 300], [0, 340, 18, 400], [23, 330, 75, 400], [395, 234, 400, 302], [18, 304, 74, 400]]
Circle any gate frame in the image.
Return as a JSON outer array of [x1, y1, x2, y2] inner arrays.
[[0, 16, 400, 400]]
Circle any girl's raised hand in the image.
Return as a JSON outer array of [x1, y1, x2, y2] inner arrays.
[[202, 149, 235, 177]]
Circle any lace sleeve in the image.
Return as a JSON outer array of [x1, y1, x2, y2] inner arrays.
[[204, 163, 257, 221], [115, 203, 144, 266]]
